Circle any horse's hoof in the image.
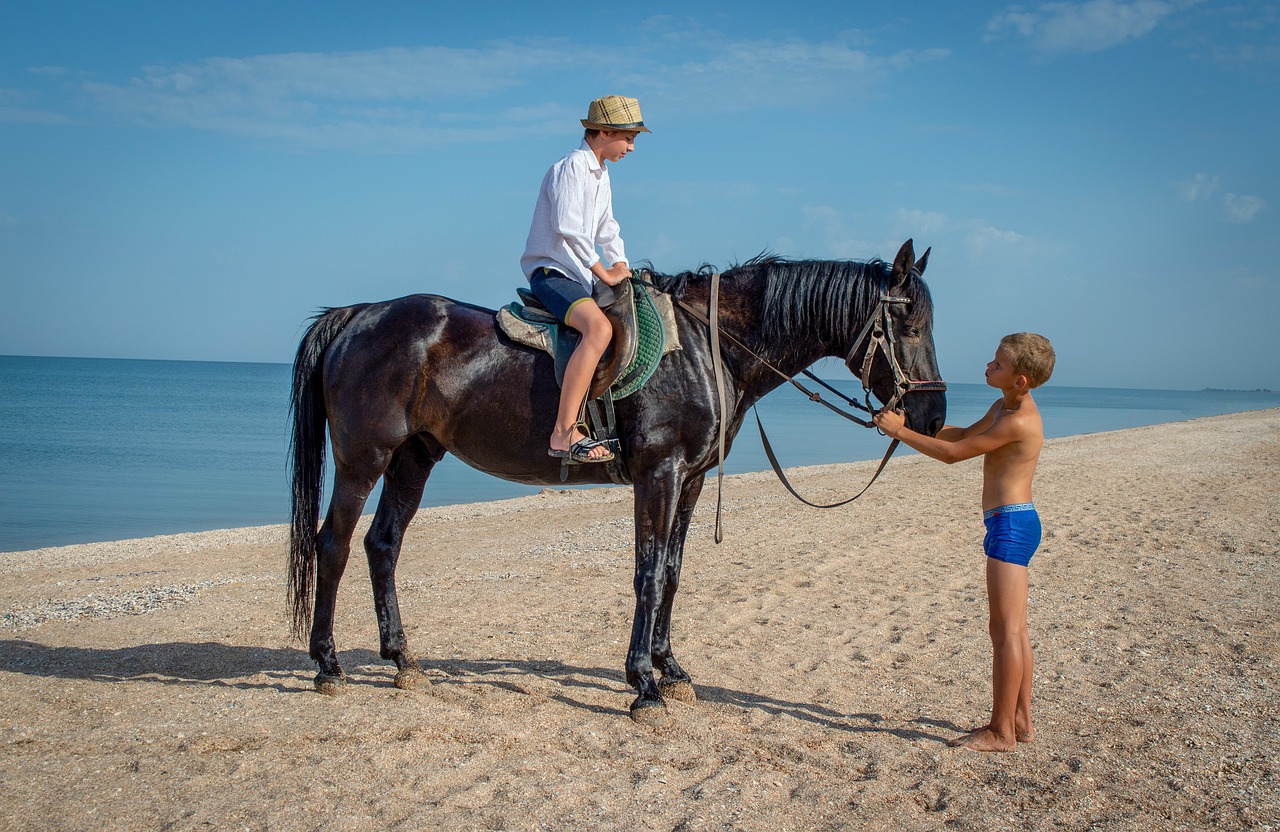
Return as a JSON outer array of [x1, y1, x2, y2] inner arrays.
[[394, 665, 431, 691], [629, 700, 671, 727], [314, 672, 346, 695], [659, 679, 697, 703]]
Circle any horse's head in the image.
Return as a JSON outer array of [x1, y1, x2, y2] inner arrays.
[[846, 239, 947, 437]]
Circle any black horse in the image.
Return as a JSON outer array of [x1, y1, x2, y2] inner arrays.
[[288, 239, 946, 721]]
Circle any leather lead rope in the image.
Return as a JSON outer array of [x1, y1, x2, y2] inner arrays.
[[684, 278, 912, 537], [755, 407, 900, 508], [677, 297, 875, 428]]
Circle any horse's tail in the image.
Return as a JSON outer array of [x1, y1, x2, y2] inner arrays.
[[288, 305, 364, 641]]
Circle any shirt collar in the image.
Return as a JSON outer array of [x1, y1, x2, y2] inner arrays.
[[579, 139, 604, 174]]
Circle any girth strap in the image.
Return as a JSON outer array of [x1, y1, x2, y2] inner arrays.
[[586, 392, 629, 485], [709, 273, 728, 544]]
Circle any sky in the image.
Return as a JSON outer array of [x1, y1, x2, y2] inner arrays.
[[1, 0, 1277, 390]]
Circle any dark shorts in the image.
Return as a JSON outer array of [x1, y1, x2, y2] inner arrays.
[[983, 503, 1041, 567], [528, 267, 592, 324]]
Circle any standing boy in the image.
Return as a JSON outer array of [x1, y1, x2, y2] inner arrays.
[[874, 332, 1056, 752], [521, 95, 650, 463]]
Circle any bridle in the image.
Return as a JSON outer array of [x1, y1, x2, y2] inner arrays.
[[664, 272, 947, 540], [670, 277, 947, 429], [840, 290, 949, 420]]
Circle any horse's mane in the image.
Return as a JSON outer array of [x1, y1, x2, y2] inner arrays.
[[643, 253, 933, 356]]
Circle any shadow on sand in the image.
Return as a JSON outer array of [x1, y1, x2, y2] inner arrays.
[[0, 639, 960, 741]]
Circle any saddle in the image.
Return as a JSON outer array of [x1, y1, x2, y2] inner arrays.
[[496, 275, 681, 401]]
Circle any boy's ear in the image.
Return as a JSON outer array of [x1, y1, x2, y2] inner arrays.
[[891, 239, 916, 288]]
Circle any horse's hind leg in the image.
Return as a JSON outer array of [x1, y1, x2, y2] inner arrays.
[[654, 474, 705, 704], [311, 460, 386, 694], [365, 436, 444, 691]]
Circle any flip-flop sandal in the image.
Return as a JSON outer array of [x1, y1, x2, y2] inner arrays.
[[548, 437, 615, 463]]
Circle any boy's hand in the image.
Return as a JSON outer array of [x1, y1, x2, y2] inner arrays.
[[599, 262, 631, 286], [873, 408, 906, 437]]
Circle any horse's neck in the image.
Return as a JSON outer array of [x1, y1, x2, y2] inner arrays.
[[695, 276, 829, 399]]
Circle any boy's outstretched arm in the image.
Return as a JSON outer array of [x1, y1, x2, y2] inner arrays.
[[874, 402, 1017, 464], [934, 403, 998, 442]]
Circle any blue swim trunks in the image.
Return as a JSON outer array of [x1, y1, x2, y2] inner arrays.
[[528, 267, 592, 324], [983, 503, 1041, 567]]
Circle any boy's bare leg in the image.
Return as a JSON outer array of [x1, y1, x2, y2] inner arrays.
[[962, 622, 1034, 737], [1016, 623, 1034, 742], [950, 558, 1029, 752], [552, 301, 612, 458]]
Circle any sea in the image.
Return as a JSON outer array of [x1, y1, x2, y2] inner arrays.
[[2, 354, 1277, 553]]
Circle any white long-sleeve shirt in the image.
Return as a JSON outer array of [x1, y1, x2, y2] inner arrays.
[[521, 141, 627, 290]]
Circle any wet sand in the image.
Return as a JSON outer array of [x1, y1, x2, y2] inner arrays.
[[1, 410, 1277, 831]]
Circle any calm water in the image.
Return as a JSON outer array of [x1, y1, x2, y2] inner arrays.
[[2, 354, 1277, 552]]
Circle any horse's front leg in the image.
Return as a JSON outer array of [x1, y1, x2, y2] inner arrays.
[[626, 468, 683, 723], [652, 473, 705, 705]]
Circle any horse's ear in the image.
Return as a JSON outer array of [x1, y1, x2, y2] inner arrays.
[[891, 239, 916, 287], [915, 247, 930, 276]]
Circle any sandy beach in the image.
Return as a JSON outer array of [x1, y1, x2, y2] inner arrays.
[[1, 410, 1277, 831]]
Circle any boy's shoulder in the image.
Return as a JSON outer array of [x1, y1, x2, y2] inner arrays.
[[991, 393, 1044, 436], [552, 144, 600, 173]]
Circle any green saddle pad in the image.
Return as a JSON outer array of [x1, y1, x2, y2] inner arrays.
[[498, 278, 676, 401], [609, 283, 666, 399]]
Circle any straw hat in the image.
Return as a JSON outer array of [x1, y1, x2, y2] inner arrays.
[[581, 95, 651, 133]]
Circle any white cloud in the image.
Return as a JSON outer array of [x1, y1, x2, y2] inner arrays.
[[966, 225, 1029, 256], [71, 43, 581, 149], [1175, 172, 1221, 202], [986, 0, 1193, 54], [28, 23, 947, 150], [894, 208, 951, 235], [0, 87, 71, 126], [125, 45, 570, 102], [1175, 174, 1264, 222], [803, 205, 1034, 262], [615, 26, 949, 116], [802, 206, 878, 258], [1223, 193, 1265, 223]]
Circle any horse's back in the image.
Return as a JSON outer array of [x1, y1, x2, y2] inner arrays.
[[321, 293, 552, 459], [325, 293, 496, 373]]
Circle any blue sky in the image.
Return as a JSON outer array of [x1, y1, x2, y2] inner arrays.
[[1, 0, 1276, 389]]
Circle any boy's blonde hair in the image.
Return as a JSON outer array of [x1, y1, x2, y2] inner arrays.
[[1000, 332, 1055, 388]]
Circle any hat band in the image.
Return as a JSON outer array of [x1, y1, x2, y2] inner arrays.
[[586, 120, 645, 130]]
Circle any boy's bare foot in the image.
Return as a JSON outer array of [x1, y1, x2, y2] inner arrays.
[[948, 727, 1016, 752], [966, 723, 1034, 743]]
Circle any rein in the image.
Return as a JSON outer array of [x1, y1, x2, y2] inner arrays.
[[663, 272, 946, 538]]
